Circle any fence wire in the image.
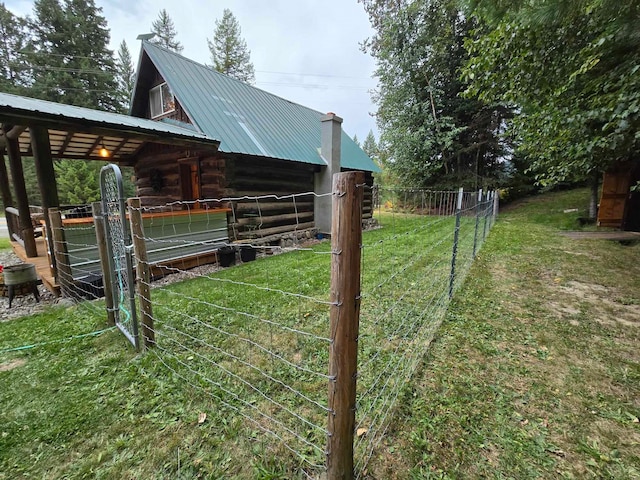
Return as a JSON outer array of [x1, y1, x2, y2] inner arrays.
[[41, 186, 496, 477]]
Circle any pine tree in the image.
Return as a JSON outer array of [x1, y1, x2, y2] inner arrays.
[[150, 9, 183, 53], [353, 134, 360, 146], [115, 40, 135, 113], [0, 3, 30, 94], [208, 9, 255, 84], [54, 159, 103, 204], [362, 130, 378, 161], [28, 0, 118, 111]]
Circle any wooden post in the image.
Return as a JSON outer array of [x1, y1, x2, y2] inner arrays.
[[0, 148, 14, 213], [48, 207, 74, 297], [448, 187, 464, 299], [31, 126, 60, 272], [128, 198, 155, 348], [5, 137, 37, 257], [92, 202, 116, 326], [327, 171, 364, 480]]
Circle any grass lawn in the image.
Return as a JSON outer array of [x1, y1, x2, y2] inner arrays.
[[367, 188, 640, 479], [0, 188, 638, 478]]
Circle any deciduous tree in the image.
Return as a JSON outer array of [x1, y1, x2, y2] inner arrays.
[[361, 0, 510, 190], [464, 0, 639, 216]]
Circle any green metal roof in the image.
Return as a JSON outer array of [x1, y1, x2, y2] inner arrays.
[[135, 41, 379, 172]]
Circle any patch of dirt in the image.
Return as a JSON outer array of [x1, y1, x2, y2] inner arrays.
[[0, 358, 26, 371], [548, 281, 639, 328]]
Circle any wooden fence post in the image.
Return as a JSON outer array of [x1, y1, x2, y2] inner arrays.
[[92, 202, 116, 326], [128, 198, 155, 348], [327, 171, 364, 480], [48, 207, 73, 297]]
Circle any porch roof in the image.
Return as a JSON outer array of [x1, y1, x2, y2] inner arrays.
[[0, 92, 221, 162]]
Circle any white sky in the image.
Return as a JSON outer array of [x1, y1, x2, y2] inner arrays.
[[6, 0, 380, 142]]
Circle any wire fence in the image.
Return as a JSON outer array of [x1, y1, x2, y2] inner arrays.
[[32, 175, 497, 478]]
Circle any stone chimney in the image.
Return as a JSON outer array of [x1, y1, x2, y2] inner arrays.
[[314, 112, 343, 234]]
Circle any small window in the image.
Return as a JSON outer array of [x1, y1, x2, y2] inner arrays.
[[149, 82, 175, 118]]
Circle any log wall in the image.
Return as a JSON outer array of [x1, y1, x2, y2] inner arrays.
[[134, 144, 225, 209], [224, 155, 317, 240]]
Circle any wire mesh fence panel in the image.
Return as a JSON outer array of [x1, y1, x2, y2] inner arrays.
[[42, 181, 497, 478], [129, 192, 335, 477], [100, 164, 139, 349]]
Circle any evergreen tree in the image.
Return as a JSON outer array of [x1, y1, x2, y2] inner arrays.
[[150, 9, 183, 53], [0, 3, 30, 94], [353, 134, 360, 146], [362, 130, 378, 161], [208, 9, 255, 84], [361, 0, 511, 190], [28, 0, 118, 111], [54, 159, 103, 204], [115, 40, 135, 113]]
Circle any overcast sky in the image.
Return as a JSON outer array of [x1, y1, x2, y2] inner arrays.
[[6, 0, 380, 142]]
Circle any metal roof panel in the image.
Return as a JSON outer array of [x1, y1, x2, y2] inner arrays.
[[142, 42, 379, 172]]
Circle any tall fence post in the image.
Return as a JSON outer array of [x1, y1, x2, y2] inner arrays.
[[128, 198, 155, 349], [92, 202, 116, 326], [448, 187, 464, 299], [493, 190, 499, 226], [48, 207, 73, 297], [482, 191, 491, 242], [327, 171, 364, 480], [472, 189, 483, 259]]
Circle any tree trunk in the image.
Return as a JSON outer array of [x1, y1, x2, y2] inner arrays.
[[589, 170, 600, 220]]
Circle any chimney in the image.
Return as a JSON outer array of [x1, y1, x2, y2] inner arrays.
[[314, 112, 343, 234]]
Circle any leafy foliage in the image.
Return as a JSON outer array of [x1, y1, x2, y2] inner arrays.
[[361, 0, 512, 190], [150, 9, 183, 53], [464, 0, 640, 186], [207, 8, 255, 84]]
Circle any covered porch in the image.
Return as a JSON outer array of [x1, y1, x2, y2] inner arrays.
[[0, 92, 221, 295]]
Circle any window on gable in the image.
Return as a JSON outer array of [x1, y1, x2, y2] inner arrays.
[[149, 82, 175, 118]]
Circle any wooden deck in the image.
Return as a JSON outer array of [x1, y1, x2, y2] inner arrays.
[[10, 237, 60, 295]]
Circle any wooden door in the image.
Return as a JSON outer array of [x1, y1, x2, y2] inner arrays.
[[180, 161, 201, 208], [598, 163, 632, 229]]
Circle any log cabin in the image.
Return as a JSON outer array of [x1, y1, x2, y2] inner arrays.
[[129, 40, 380, 240]]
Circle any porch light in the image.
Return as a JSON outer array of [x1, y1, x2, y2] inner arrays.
[[99, 144, 110, 158]]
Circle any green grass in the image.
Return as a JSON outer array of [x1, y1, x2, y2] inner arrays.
[[1, 188, 637, 478], [0, 237, 11, 251], [367, 188, 640, 479]]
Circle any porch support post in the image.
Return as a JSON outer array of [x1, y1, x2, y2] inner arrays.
[[31, 126, 60, 271], [0, 147, 14, 211], [5, 134, 37, 257]]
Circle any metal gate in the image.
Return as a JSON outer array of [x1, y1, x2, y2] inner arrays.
[[100, 164, 139, 349]]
